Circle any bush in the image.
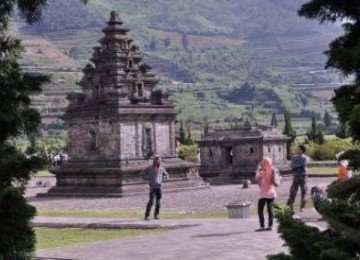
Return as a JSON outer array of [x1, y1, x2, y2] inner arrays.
[[310, 144, 335, 161], [267, 207, 359, 260], [307, 138, 359, 161], [178, 144, 198, 161], [0, 188, 36, 260]]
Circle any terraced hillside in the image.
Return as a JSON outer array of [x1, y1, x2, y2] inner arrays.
[[13, 0, 345, 138]]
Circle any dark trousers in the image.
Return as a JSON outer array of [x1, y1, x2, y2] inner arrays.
[[287, 174, 307, 208], [258, 198, 274, 228], [145, 188, 162, 218]]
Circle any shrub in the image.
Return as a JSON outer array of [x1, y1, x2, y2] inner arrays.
[[178, 144, 198, 162], [307, 138, 359, 161], [267, 207, 359, 260], [0, 188, 36, 260], [310, 144, 335, 161]]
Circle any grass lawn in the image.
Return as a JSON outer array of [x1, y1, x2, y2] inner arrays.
[[33, 170, 54, 177], [35, 228, 157, 250], [37, 209, 227, 219], [308, 167, 337, 175]]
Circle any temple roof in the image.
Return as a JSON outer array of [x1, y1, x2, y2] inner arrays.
[[108, 10, 123, 25], [199, 126, 290, 144]]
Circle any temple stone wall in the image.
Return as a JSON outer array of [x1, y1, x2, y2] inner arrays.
[[199, 127, 290, 184], [120, 123, 137, 159], [263, 142, 287, 165], [98, 121, 119, 158], [156, 123, 171, 156], [233, 142, 263, 167], [200, 146, 223, 169]]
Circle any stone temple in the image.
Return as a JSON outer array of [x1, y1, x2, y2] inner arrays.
[[198, 126, 290, 185], [43, 11, 205, 197]]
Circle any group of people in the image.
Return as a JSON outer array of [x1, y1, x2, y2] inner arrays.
[[254, 144, 308, 231], [140, 144, 310, 228], [45, 152, 69, 167]]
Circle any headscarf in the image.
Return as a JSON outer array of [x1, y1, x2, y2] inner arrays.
[[153, 155, 161, 166], [339, 160, 348, 167], [260, 156, 273, 183]]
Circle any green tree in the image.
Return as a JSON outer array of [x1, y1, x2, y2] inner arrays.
[[181, 33, 189, 50], [203, 119, 210, 136], [164, 37, 171, 48], [306, 114, 325, 144], [268, 2, 360, 259], [323, 110, 332, 127], [148, 37, 157, 51], [0, 1, 86, 259], [336, 123, 348, 139], [270, 112, 278, 127], [185, 124, 193, 145], [298, 0, 360, 159], [282, 110, 296, 159], [178, 120, 186, 144], [69, 46, 79, 59], [244, 118, 252, 128]]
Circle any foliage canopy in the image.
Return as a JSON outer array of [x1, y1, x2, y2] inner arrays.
[[0, 0, 85, 258]]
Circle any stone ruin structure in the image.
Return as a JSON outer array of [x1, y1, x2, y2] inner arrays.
[[198, 126, 290, 185], [42, 11, 205, 197]]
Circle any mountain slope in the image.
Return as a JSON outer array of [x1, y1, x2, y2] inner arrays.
[[15, 0, 343, 136], [32, 0, 338, 37]]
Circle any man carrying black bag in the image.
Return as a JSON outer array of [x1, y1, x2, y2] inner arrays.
[[142, 155, 169, 221]]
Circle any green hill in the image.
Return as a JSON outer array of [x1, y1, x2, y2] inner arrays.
[[15, 0, 344, 138], [32, 0, 337, 37]]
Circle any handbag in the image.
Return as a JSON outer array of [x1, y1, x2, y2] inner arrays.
[[272, 168, 281, 187]]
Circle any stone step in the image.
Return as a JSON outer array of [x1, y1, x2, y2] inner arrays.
[[37, 184, 209, 198]]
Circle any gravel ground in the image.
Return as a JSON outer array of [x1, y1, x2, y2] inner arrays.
[[26, 177, 335, 211]]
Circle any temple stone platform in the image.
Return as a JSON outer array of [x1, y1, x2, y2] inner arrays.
[[38, 159, 208, 198], [199, 165, 292, 186]]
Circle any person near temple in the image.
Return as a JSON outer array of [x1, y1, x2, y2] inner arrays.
[[141, 155, 169, 220], [255, 156, 277, 231], [286, 144, 309, 212]]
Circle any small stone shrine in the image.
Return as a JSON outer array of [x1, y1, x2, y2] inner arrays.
[[42, 11, 205, 197], [198, 126, 290, 185]]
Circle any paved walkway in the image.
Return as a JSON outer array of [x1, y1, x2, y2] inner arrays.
[[35, 208, 327, 260]]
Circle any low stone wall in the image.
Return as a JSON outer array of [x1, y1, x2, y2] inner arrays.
[[307, 161, 337, 167]]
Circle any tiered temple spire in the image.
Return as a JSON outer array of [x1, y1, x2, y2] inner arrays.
[[79, 11, 158, 104]]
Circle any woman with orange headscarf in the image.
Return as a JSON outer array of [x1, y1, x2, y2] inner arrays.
[[255, 156, 277, 231]]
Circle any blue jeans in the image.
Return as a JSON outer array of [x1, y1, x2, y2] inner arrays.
[[145, 188, 162, 218], [258, 198, 274, 228]]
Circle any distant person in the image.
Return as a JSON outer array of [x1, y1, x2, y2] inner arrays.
[[286, 144, 309, 212], [197, 149, 201, 164], [175, 139, 181, 156], [141, 155, 169, 221], [255, 156, 277, 231], [338, 160, 348, 182], [338, 160, 352, 181], [335, 151, 344, 163]]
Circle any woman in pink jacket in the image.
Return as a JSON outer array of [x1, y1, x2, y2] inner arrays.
[[255, 157, 277, 231]]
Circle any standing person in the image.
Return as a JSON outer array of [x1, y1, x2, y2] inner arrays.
[[255, 157, 277, 232], [142, 155, 169, 221], [337, 160, 348, 182], [286, 144, 309, 212]]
